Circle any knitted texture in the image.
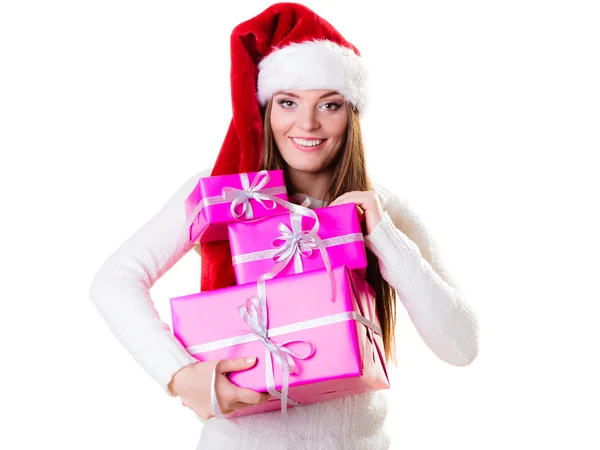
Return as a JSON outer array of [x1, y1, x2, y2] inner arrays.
[[196, 391, 390, 449], [89, 170, 479, 449]]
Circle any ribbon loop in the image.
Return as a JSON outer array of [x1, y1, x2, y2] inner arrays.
[[222, 171, 279, 219], [272, 215, 319, 273], [235, 287, 315, 416], [237, 295, 315, 372]]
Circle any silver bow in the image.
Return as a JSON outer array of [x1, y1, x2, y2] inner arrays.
[[222, 171, 278, 220], [272, 213, 319, 273], [238, 293, 315, 416], [210, 277, 315, 420]]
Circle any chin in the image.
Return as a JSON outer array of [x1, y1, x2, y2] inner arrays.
[[285, 159, 331, 174]]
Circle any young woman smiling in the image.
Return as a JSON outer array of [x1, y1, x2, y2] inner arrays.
[[89, 4, 479, 449]]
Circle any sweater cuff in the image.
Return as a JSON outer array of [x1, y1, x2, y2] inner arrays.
[[155, 332, 200, 397], [365, 212, 423, 263]]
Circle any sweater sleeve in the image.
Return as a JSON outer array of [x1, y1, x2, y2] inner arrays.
[[365, 182, 479, 367], [89, 169, 211, 396]]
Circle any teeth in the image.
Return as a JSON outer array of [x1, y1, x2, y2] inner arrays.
[[292, 138, 324, 147]]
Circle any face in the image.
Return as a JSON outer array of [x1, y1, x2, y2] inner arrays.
[[269, 89, 348, 175]]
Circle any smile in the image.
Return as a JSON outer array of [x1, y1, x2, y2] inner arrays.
[[290, 137, 326, 151]]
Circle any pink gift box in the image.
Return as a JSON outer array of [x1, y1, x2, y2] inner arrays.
[[184, 170, 289, 243], [170, 265, 389, 418], [228, 203, 367, 285]]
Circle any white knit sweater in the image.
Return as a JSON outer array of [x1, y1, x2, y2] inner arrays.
[[89, 169, 479, 449]]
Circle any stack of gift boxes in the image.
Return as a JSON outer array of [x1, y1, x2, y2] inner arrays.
[[170, 170, 389, 418]]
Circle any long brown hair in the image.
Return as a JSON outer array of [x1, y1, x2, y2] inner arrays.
[[261, 99, 398, 366]]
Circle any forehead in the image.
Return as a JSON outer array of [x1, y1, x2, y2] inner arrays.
[[273, 89, 344, 100]]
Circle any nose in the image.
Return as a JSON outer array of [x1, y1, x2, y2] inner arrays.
[[296, 107, 320, 131]]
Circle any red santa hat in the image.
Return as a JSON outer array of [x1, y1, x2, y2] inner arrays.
[[201, 2, 367, 291]]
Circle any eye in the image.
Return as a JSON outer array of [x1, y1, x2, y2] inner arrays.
[[278, 99, 297, 109], [321, 102, 342, 111]]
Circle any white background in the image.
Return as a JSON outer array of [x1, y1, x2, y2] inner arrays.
[[1, 1, 599, 449]]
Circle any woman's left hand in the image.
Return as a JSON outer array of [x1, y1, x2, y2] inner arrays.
[[329, 190, 384, 235]]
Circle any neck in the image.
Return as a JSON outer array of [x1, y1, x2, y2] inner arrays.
[[287, 168, 333, 201]]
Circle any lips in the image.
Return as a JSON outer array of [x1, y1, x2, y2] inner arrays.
[[289, 137, 327, 152]]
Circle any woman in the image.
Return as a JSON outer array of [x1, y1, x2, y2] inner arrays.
[[89, 3, 479, 449]]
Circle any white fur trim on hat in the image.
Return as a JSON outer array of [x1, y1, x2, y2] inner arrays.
[[257, 40, 367, 110]]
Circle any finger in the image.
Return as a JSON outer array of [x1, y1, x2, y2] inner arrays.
[[329, 195, 366, 217], [201, 408, 233, 419], [329, 190, 360, 205], [336, 192, 366, 207], [234, 387, 271, 405], [216, 356, 257, 374], [229, 401, 258, 410], [329, 192, 365, 208], [357, 206, 366, 222], [328, 191, 353, 207], [220, 400, 262, 416], [338, 193, 375, 213]]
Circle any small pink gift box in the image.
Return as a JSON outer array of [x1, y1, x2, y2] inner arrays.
[[170, 265, 389, 418], [228, 203, 367, 285], [184, 170, 289, 243]]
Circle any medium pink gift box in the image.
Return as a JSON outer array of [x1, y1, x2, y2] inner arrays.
[[228, 203, 367, 285], [170, 265, 389, 418], [184, 170, 289, 243]]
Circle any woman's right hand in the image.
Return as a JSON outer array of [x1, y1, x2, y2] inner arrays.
[[168, 357, 271, 420]]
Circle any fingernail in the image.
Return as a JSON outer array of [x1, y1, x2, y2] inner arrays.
[[246, 356, 256, 363]]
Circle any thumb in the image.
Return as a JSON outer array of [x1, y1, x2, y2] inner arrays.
[[217, 356, 258, 374]]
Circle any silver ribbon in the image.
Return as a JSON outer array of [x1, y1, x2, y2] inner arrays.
[[233, 231, 364, 269], [238, 294, 315, 415], [189, 311, 381, 355], [272, 213, 318, 274], [222, 171, 280, 220], [210, 364, 224, 419], [201, 305, 381, 420], [185, 171, 287, 231]]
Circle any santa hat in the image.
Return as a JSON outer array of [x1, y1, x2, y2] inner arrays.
[[201, 2, 367, 292]]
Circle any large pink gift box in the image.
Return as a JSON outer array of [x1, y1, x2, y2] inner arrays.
[[228, 203, 367, 285], [170, 265, 389, 418], [184, 170, 289, 243]]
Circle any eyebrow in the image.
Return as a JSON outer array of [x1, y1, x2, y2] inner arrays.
[[273, 90, 342, 99]]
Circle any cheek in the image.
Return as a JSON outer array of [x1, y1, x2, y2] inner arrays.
[[326, 110, 348, 137], [270, 109, 293, 140], [325, 116, 348, 145]]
